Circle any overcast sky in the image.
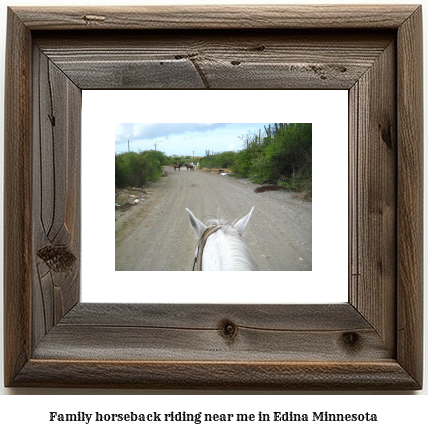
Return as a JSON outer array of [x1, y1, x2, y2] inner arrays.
[[115, 123, 268, 157]]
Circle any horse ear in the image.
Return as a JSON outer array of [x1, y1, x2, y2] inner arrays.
[[186, 208, 207, 237], [234, 207, 254, 236]]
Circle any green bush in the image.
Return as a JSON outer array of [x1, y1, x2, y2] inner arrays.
[[277, 172, 312, 194], [115, 124, 313, 195], [232, 123, 312, 193], [115, 150, 167, 188], [199, 150, 237, 169], [198, 124, 312, 194]]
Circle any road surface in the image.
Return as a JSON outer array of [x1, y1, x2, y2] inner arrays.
[[115, 166, 311, 271]]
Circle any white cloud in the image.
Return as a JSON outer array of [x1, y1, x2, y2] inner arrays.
[[115, 123, 268, 155], [116, 123, 228, 144]]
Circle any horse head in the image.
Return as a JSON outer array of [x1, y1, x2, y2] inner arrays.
[[186, 208, 258, 271]]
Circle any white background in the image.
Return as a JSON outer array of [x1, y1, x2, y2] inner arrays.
[[0, 0, 427, 431], [82, 90, 348, 303]]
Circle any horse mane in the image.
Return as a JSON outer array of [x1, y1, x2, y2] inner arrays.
[[205, 218, 259, 271]]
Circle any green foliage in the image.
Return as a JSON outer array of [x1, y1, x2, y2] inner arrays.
[[199, 151, 237, 169], [232, 148, 254, 178], [164, 156, 201, 166], [277, 172, 312, 193], [115, 124, 312, 195], [233, 123, 312, 193], [166, 156, 184, 166], [115, 150, 168, 188], [196, 123, 312, 194]]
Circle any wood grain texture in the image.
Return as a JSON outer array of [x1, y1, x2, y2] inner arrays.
[[3, 5, 423, 390], [349, 40, 397, 351], [12, 5, 419, 30], [32, 46, 81, 347], [3, 8, 32, 388], [32, 304, 391, 362], [11, 360, 418, 390], [396, 6, 424, 387], [34, 31, 393, 90]]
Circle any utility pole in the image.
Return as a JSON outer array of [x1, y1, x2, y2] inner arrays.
[[154, 140, 162, 151], [128, 140, 130, 152]]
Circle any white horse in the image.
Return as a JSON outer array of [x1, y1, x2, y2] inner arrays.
[[186, 207, 259, 271]]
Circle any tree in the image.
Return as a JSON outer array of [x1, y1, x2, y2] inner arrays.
[[115, 150, 167, 188]]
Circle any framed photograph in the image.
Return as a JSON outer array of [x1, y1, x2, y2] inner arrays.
[[4, 5, 423, 389], [82, 90, 347, 304]]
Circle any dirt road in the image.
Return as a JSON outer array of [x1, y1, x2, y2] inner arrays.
[[115, 166, 311, 271]]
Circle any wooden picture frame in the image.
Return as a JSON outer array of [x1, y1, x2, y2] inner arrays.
[[4, 5, 423, 390]]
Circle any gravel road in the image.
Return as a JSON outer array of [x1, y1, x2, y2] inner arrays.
[[115, 166, 312, 271]]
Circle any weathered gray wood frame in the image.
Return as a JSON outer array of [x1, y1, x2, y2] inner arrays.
[[4, 5, 423, 389]]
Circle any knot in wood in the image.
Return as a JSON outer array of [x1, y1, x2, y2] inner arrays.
[[378, 122, 393, 149], [37, 245, 76, 272], [219, 320, 238, 340], [341, 332, 361, 351]]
